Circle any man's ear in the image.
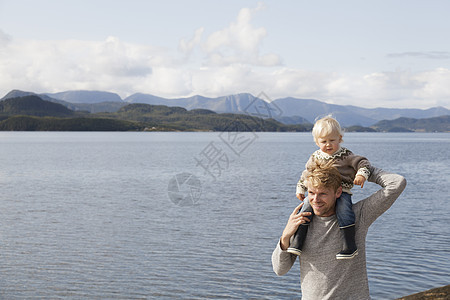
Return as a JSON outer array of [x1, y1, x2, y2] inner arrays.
[[335, 186, 343, 199]]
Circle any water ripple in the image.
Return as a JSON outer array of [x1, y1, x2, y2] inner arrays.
[[0, 132, 449, 299]]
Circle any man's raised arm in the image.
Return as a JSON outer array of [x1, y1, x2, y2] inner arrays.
[[358, 167, 407, 227]]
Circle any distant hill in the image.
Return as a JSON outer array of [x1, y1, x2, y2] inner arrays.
[[344, 125, 377, 132], [0, 95, 74, 117], [104, 103, 309, 132], [45, 90, 123, 104], [1, 90, 127, 113], [372, 115, 450, 132], [1, 89, 449, 129], [124, 93, 450, 127], [66, 102, 127, 113], [0, 95, 309, 131], [0, 95, 139, 131], [345, 105, 449, 121], [276, 115, 311, 125], [271, 97, 450, 127], [2, 89, 76, 107], [0, 116, 141, 131], [2, 90, 40, 100], [124, 93, 278, 119], [270, 97, 376, 126]]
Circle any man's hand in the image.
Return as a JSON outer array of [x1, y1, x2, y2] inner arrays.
[[296, 193, 306, 201], [280, 203, 311, 250], [354, 175, 366, 188]]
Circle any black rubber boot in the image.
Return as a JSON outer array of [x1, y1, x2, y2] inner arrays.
[[287, 224, 309, 256], [336, 225, 358, 259]]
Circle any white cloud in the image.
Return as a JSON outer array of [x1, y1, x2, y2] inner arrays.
[[1, 0, 450, 110], [178, 27, 204, 58], [0, 3, 283, 99], [1, 31, 449, 109], [137, 67, 192, 97], [412, 68, 450, 107], [323, 69, 450, 108], [387, 51, 450, 60], [91, 36, 153, 77], [201, 3, 281, 67], [0, 29, 12, 47], [0, 34, 165, 96], [190, 64, 258, 96]]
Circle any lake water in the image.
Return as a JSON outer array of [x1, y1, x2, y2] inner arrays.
[[0, 132, 448, 299]]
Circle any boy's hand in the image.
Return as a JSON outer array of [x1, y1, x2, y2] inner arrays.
[[296, 193, 306, 201], [354, 175, 366, 188]]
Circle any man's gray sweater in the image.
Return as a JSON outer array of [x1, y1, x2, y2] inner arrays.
[[272, 168, 407, 299]]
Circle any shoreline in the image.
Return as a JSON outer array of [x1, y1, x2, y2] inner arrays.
[[396, 285, 449, 299]]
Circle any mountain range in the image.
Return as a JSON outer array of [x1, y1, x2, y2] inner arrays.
[[0, 95, 308, 132], [1, 89, 449, 127], [0, 92, 448, 132]]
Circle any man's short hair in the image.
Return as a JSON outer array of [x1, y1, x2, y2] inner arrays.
[[306, 162, 342, 192]]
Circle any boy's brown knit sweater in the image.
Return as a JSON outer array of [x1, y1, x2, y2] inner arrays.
[[296, 147, 371, 194]]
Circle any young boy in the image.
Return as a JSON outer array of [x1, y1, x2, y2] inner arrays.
[[288, 115, 371, 259]]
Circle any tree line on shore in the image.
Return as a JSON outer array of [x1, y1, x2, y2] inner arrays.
[[0, 95, 448, 132]]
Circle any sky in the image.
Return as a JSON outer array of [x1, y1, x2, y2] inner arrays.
[[0, 0, 449, 109]]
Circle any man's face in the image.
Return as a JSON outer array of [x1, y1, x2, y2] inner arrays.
[[307, 184, 342, 217]]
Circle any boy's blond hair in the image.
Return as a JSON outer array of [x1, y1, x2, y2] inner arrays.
[[312, 115, 343, 143]]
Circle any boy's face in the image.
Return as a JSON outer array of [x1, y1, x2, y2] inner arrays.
[[307, 184, 342, 217], [316, 134, 342, 155]]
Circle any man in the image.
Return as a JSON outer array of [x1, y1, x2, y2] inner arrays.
[[272, 164, 406, 299]]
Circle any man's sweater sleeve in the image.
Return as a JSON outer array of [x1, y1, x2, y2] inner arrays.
[[272, 240, 297, 276], [358, 167, 407, 227]]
